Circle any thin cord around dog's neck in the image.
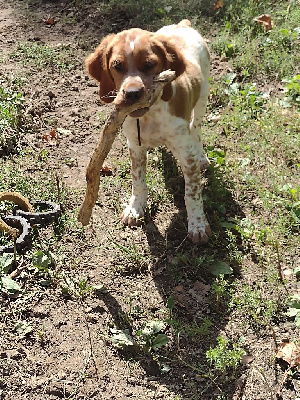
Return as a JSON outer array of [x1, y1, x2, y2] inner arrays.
[[137, 118, 141, 146]]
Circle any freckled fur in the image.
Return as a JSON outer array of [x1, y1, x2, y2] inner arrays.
[[86, 20, 211, 244]]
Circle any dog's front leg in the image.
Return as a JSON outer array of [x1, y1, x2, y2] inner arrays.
[[120, 144, 148, 226], [170, 140, 211, 244]]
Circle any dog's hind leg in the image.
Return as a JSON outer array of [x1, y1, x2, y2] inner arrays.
[[189, 94, 210, 171], [168, 127, 211, 244]]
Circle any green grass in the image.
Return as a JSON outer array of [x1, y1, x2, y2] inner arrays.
[[81, 0, 215, 32], [10, 41, 74, 72], [0, 76, 26, 155], [204, 84, 299, 237], [206, 335, 245, 375], [0, 151, 74, 214], [197, 6, 300, 377], [211, 1, 300, 80]]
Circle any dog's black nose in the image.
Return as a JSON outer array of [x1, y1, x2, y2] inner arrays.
[[124, 88, 144, 102]]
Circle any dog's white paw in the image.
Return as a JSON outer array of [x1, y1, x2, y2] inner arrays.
[[188, 217, 211, 244], [120, 198, 145, 226]]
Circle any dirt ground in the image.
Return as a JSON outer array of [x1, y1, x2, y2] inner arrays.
[[0, 1, 299, 399]]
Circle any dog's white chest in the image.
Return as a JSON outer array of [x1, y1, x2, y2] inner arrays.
[[122, 100, 188, 148]]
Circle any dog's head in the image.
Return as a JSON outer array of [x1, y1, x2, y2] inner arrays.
[[85, 28, 186, 117]]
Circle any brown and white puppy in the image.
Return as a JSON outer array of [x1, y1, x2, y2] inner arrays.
[[86, 19, 211, 244]]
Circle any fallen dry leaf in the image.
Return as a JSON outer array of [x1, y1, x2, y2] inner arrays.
[[173, 284, 188, 307], [192, 280, 211, 294], [174, 284, 184, 293], [100, 166, 113, 176], [43, 129, 59, 145], [44, 17, 56, 26], [173, 293, 188, 307], [242, 354, 254, 365], [276, 342, 300, 367], [253, 14, 274, 31], [213, 0, 224, 10], [188, 281, 211, 302]]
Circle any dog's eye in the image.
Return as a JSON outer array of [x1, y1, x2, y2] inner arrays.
[[144, 60, 157, 71], [112, 61, 124, 72]]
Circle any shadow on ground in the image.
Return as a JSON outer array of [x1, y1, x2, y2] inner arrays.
[[103, 148, 247, 398]]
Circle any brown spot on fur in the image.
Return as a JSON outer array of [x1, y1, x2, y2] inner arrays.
[[85, 34, 117, 103], [129, 148, 147, 172], [167, 63, 201, 121]]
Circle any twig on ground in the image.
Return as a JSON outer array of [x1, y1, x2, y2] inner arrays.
[[9, 258, 26, 279], [274, 240, 284, 282], [80, 299, 101, 381], [55, 172, 61, 207], [266, 322, 279, 349]]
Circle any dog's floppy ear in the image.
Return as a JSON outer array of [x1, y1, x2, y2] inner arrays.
[[153, 35, 186, 102], [85, 34, 116, 103]]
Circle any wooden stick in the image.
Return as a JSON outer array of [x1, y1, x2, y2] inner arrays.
[[78, 70, 176, 226]]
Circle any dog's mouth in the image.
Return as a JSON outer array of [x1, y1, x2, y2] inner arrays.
[[129, 107, 149, 118]]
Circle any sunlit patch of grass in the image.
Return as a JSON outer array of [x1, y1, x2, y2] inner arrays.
[[204, 79, 299, 240], [10, 41, 74, 72], [212, 1, 300, 81], [112, 240, 151, 271], [206, 335, 245, 375], [0, 157, 61, 202], [200, 5, 299, 360], [0, 76, 27, 155]]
